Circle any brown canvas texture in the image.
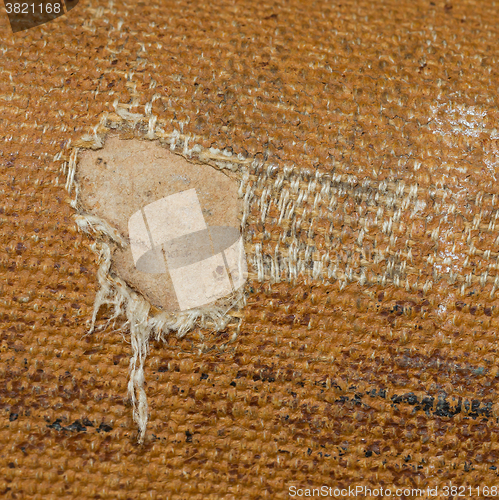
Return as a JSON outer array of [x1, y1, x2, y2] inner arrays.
[[2, 0, 499, 498]]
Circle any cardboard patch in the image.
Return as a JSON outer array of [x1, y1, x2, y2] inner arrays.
[[77, 135, 245, 312]]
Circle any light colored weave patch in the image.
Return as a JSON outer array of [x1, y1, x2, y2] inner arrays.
[[59, 100, 499, 441], [243, 164, 499, 297]]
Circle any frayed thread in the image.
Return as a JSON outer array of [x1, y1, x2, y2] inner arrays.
[[63, 112, 248, 442], [84, 234, 245, 442]]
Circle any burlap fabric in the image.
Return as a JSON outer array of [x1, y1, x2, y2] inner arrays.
[[2, 0, 499, 498]]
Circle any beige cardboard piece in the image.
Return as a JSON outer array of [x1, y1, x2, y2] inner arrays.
[[77, 136, 242, 311]]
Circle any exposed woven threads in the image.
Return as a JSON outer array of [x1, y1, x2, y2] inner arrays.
[[242, 164, 499, 298]]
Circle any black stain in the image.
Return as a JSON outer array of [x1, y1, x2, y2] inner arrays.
[[97, 422, 113, 433]]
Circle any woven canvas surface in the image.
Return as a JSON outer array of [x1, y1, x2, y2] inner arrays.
[[2, 0, 499, 498]]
